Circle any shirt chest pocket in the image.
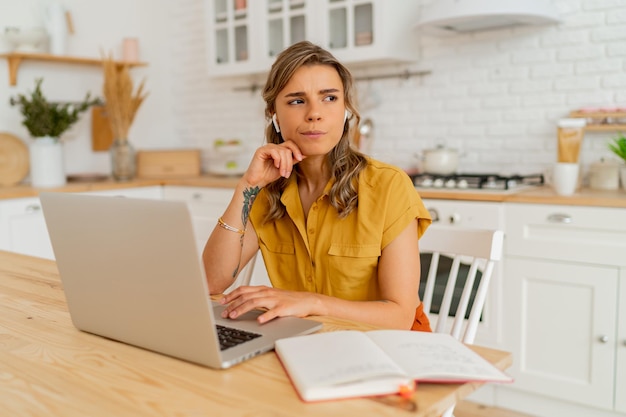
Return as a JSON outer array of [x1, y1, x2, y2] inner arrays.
[[259, 238, 297, 285], [327, 244, 381, 297]]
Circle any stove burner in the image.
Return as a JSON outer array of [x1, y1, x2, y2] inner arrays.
[[411, 173, 544, 191]]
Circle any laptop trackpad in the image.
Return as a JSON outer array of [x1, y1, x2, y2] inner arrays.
[[212, 302, 264, 328]]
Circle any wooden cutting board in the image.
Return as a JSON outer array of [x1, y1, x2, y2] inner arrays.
[[0, 132, 29, 186], [91, 105, 114, 151]]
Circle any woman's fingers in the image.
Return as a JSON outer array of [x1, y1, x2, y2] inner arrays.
[[268, 141, 304, 178], [220, 286, 271, 319], [247, 141, 305, 184], [281, 140, 304, 163], [219, 286, 311, 323]]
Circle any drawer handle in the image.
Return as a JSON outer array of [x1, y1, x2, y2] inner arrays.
[[547, 213, 572, 224], [599, 335, 609, 344], [25, 204, 42, 213], [192, 193, 203, 200]]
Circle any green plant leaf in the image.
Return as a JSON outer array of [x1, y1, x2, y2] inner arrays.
[[608, 133, 626, 162], [9, 78, 101, 138]]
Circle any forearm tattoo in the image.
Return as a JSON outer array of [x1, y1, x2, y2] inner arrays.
[[241, 186, 260, 227], [232, 186, 260, 278]]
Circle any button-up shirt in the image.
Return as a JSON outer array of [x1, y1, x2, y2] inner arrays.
[[250, 159, 431, 301]]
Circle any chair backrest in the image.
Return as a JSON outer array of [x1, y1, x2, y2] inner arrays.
[[419, 227, 504, 344]]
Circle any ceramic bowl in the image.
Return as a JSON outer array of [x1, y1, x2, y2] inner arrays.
[[4, 27, 48, 53]]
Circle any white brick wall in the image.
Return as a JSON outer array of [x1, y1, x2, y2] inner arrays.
[[172, 0, 626, 179]]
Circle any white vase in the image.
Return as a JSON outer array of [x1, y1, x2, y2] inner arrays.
[[29, 136, 66, 188]]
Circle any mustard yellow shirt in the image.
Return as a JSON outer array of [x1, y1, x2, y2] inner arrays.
[[249, 159, 431, 301]]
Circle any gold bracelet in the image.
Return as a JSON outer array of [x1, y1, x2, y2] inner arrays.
[[217, 217, 245, 235]]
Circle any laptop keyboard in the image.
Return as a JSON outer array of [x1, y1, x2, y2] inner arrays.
[[216, 325, 262, 351]]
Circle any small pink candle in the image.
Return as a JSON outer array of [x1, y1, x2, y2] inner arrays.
[[122, 38, 139, 62]]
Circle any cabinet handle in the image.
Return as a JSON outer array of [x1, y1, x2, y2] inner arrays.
[[25, 204, 42, 213], [192, 193, 203, 200], [448, 213, 461, 225], [547, 213, 572, 224], [599, 335, 609, 343]]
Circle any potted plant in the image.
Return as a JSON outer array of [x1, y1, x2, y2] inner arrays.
[[10, 78, 100, 187], [608, 133, 626, 191]]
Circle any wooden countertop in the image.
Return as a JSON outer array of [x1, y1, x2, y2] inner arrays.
[[1, 175, 625, 208], [0, 250, 512, 417], [0, 175, 241, 200], [417, 186, 626, 207]]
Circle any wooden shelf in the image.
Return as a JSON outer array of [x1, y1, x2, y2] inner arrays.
[[569, 110, 626, 132], [0, 52, 147, 86]]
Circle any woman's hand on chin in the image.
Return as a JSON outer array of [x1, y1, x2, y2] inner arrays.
[[242, 141, 305, 187]]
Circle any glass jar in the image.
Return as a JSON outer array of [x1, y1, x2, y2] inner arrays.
[[110, 138, 136, 181]]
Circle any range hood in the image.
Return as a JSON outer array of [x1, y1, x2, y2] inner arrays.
[[416, 0, 560, 34]]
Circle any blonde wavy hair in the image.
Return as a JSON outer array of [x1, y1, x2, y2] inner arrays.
[[262, 41, 367, 221]]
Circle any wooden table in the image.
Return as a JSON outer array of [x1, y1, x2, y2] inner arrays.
[[0, 250, 512, 417]]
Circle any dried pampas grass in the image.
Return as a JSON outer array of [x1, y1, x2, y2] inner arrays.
[[101, 53, 148, 140]]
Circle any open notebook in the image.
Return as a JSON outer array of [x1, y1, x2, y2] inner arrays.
[[275, 330, 513, 401]]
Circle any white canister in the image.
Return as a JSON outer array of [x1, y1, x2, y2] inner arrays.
[[552, 162, 579, 196], [45, 2, 68, 55], [588, 159, 619, 191]]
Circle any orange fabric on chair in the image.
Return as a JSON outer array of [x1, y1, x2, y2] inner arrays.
[[411, 302, 432, 332]]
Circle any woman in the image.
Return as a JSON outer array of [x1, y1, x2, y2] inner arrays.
[[202, 41, 432, 331]]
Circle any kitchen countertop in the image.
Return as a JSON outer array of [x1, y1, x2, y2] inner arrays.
[[0, 175, 241, 200], [417, 186, 626, 208], [0, 175, 625, 208]]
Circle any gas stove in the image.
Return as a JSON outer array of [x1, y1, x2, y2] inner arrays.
[[410, 173, 544, 192]]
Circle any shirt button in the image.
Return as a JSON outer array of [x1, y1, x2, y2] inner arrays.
[[312, 206, 318, 211], [306, 275, 313, 282], [309, 229, 315, 235]]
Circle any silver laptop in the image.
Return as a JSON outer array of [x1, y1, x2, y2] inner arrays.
[[39, 192, 322, 369]]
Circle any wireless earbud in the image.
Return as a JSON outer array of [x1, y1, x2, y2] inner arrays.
[[344, 109, 351, 123], [272, 113, 280, 133]]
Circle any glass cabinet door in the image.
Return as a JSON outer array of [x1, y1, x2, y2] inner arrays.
[[327, 0, 373, 50], [353, 2, 373, 46], [266, 0, 308, 59], [211, 0, 251, 65]]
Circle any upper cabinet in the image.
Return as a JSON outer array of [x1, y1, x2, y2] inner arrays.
[[205, 0, 256, 76], [205, 0, 420, 77], [323, 0, 420, 66]]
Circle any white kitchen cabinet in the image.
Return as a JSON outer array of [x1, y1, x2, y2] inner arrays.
[[503, 258, 617, 410], [162, 186, 270, 288], [205, 0, 260, 76], [322, 0, 420, 67], [501, 203, 626, 416], [0, 197, 54, 260], [204, 0, 419, 77], [84, 186, 163, 199], [0, 187, 163, 261]]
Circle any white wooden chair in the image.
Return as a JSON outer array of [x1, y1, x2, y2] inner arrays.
[[418, 227, 504, 417]]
